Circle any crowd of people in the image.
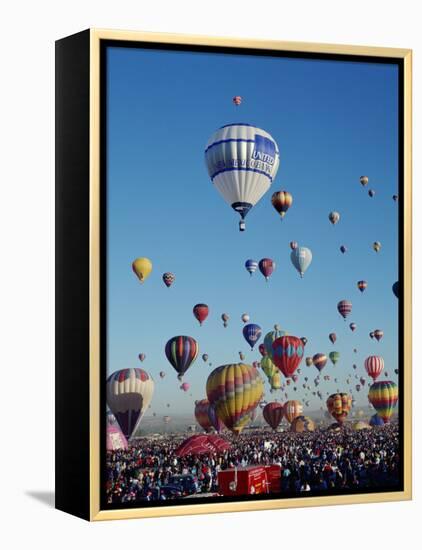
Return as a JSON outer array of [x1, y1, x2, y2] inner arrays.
[[105, 422, 400, 504]]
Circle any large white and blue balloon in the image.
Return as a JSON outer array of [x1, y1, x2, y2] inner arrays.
[[290, 246, 313, 278], [205, 123, 280, 231]]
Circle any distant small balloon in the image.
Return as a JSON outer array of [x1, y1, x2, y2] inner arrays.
[[349, 322, 357, 332], [392, 281, 399, 298], [329, 211, 340, 225], [368, 189, 375, 197], [221, 313, 229, 328], [392, 194, 398, 202], [329, 333, 337, 344], [374, 329, 384, 342], [290, 241, 298, 250], [162, 272, 175, 288], [138, 353, 146, 362], [340, 245, 347, 254], [232, 95, 242, 106], [245, 259, 258, 276], [373, 241, 381, 253], [357, 280, 367, 293], [360, 176, 369, 186], [259, 258, 275, 281], [241, 313, 250, 323]]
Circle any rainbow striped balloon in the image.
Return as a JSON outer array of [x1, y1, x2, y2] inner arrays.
[[368, 381, 398, 423], [206, 363, 263, 435]]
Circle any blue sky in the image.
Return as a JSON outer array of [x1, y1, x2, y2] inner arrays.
[[106, 46, 399, 416]]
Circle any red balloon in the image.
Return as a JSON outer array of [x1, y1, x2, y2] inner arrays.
[[272, 336, 304, 378], [193, 303, 209, 326]]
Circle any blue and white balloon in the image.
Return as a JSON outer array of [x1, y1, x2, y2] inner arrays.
[[205, 123, 280, 231], [290, 246, 313, 278], [245, 259, 258, 276]]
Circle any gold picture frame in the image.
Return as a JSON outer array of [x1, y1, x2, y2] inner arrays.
[[55, 28, 412, 521]]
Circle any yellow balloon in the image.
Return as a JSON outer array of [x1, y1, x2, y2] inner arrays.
[[132, 257, 152, 283]]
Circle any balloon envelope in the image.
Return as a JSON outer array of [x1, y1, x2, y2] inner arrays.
[[263, 402, 284, 430], [272, 336, 304, 378], [165, 335, 199, 379], [290, 247, 312, 277], [206, 363, 264, 435], [106, 368, 154, 440], [205, 124, 280, 231], [132, 257, 152, 283]]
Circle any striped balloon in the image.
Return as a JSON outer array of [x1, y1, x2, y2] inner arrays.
[[245, 259, 258, 276], [205, 124, 280, 231], [165, 335, 199, 379], [271, 190, 293, 220], [208, 403, 224, 433], [368, 381, 398, 423], [337, 300, 352, 319], [263, 402, 284, 430], [313, 353, 328, 372], [272, 336, 304, 378], [374, 329, 384, 341], [284, 400, 303, 423], [232, 95, 242, 105], [206, 363, 264, 435], [106, 368, 154, 440], [194, 399, 213, 432], [364, 355, 384, 381], [326, 393, 352, 424]]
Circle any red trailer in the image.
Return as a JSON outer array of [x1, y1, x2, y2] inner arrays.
[[264, 464, 282, 493], [218, 466, 269, 497]]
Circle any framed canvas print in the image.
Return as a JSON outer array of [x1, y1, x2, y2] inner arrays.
[[55, 29, 412, 521]]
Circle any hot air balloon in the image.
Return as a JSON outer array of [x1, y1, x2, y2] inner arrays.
[[271, 190, 293, 220], [208, 403, 224, 433], [329, 211, 340, 225], [260, 356, 278, 385], [373, 241, 381, 253], [132, 257, 152, 283], [193, 303, 209, 326], [340, 245, 347, 254], [364, 355, 384, 381], [368, 381, 398, 423], [313, 353, 327, 372], [290, 241, 298, 250], [291, 415, 315, 433], [353, 420, 371, 431], [165, 335, 199, 380], [272, 336, 304, 378], [263, 402, 284, 430], [284, 400, 303, 423], [264, 327, 287, 359], [258, 343, 267, 357], [357, 280, 367, 293], [349, 323, 357, 332], [205, 124, 280, 231], [162, 272, 175, 288], [392, 281, 399, 298], [305, 357, 313, 367], [206, 363, 264, 435], [329, 351, 340, 366], [368, 189, 375, 198], [239, 351, 245, 361], [290, 247, 312, 278], [232, 95, 242, 106], [329, 333, 337, 344], [241, 313, 250, 323], [221, 313, 229, 328], [326, 393, 352, 424], [369, 331, 375, 340], [393, 194, 399, 202], [202, 353, 209, 363], [369, 413, 385, 427], [337, 300, 352, 320], [245, 259, 258, 276], [360, 176, 369, 186], [243, 323, 262, 350], [194, 399, 213, 432], [159, 371, 165, 379], [180, 382, 190, 392], [301, 337, 308, 346], [259, 258, 275, 281], [138, 353, 146, 362], [374, 329, 384, 342], [106, 368, 154, 440]]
